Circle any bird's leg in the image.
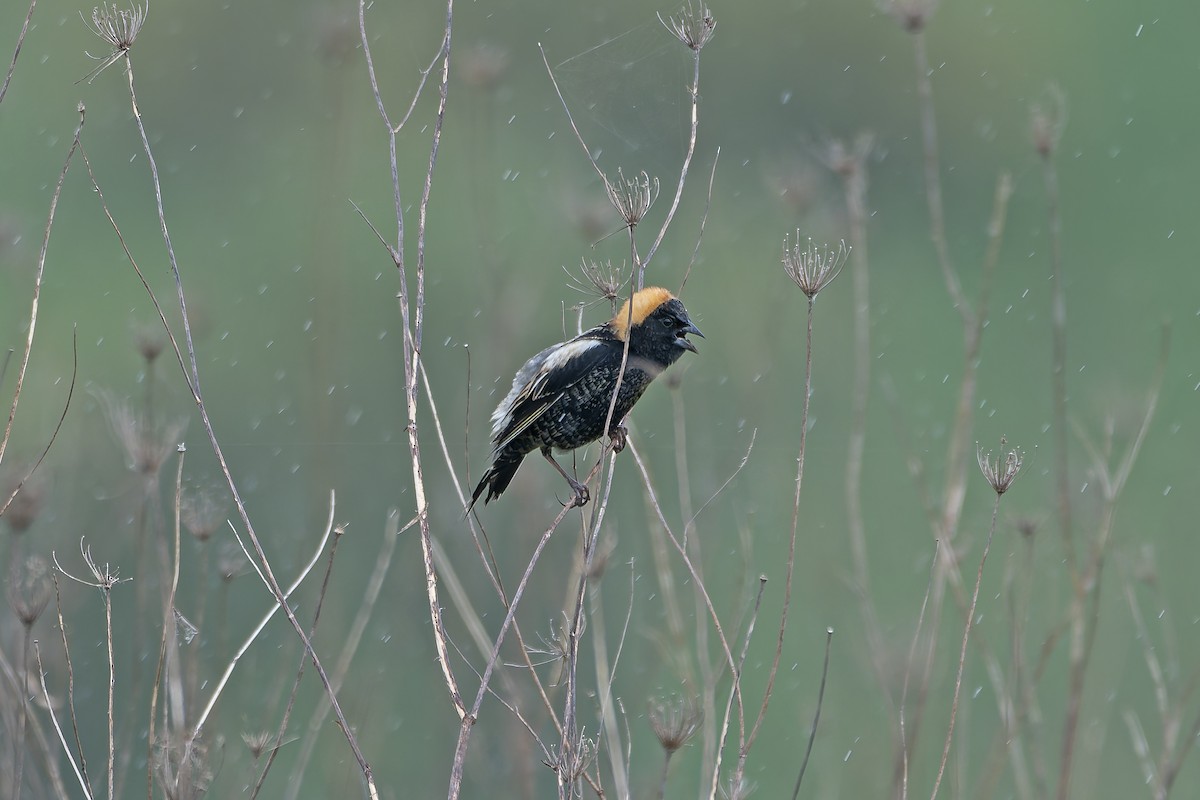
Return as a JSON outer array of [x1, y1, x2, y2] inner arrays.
[[608, 421, 629, 453], [541, 447, 589, 507]]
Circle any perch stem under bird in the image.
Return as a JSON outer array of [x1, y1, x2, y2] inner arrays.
[[468, 287, 703, 513]]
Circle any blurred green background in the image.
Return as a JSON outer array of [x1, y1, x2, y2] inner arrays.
[[2, 0, 1199, 797]]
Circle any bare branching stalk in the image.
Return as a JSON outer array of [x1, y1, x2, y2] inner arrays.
[[931, 441, 1024, 800], [357, 0, 463, 738], [80, 9, 378, 792], [1057, 329, 1168, 800], [739, 237, 846, 767], [53, 540, 128, 800]]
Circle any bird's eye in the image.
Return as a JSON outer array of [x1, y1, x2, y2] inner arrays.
[[661, 316, 675, 328]]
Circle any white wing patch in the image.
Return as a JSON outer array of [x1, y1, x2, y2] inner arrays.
[[489, 338, 604, 439]]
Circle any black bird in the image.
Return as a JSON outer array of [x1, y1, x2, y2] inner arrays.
[[468, 287, 703, 511]]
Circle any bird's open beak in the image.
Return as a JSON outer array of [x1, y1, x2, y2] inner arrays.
[[676, 320, 704, 353]]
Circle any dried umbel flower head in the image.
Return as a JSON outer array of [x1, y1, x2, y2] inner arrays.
[[567, 258, 627, 310], [86, 2, 147, 51], [659, 1, 716, 51], [878, 0, 940, 33], [241, 730, 274, 760], [8, 555, 52, 626], [782, 234, 849, 298], [977, 436, 1025, 495], [131, 319, 166, 364], [605, 168, 659, 229], [648, 694, 703, 754], [181, 485, 228, 543], [217, 541, 248, 582], [99, 391, 187, 476], [1030, 83, 1068, 159], [82, 2, 147, 82]]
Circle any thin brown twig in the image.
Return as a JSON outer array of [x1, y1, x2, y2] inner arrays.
[[712, 577, 766, 800], [1, 105, 84, 469], [0, 0, 36, 105], [931, 493, 1003, 800], [357, 0, 463, 729], [447, 497, 583, 800], [95, 44, 377, 793], [186, 493, 337, 747], [678, 147, 719, 294], [0, 326, 77, 522], [284, 513, 400, 800], [49, 572, 91, 792], [900, 541, 940, 800], [252, 512, 357, 800], [792, 627, 834, 800], [33, 641, 93, 799]]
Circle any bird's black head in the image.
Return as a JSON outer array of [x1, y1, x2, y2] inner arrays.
[[613, 287, 704, 367]]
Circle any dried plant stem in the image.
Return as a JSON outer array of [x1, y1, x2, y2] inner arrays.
[[186, 493, 336, 748], [911, 29, 967, 320], [253, 511, 360, 800], [1057, 329, 1167, 800], [641, 48, 701, 283], [742, 292, 816, 762], [357, 0, 463, 726], [931, 494, 1002, 800], [1, 106, 83, 469], [447, 497, 583, 800], [0, 0, 35, 105], [900, 542, 940, 800], [284, 515, 399, 800], [146, 447, 186, 798], [713, 578, 766, 799], [792, 627, 834, 800], [33, 642, 93, 799], [94, 49, 376, 795], [1042, 148, 1074, 575]]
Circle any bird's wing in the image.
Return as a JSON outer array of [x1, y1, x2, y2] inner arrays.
[[492, 329, 618, 452]]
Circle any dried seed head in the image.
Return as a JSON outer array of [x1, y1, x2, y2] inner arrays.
[[977, 437, 1025, 495], [86, 2, 147, 50], [567, 258, 627, 312], [720, 773, 756, 800], [782, 234, 849, 298], [217, 541, 247, 583], [551, 731, 597, 784], [241, 730, 274, 760], [99, 391, 187, 476], [131, 320, 166, 364], [1030, 83, 1068, 159], [181, 485, 228, 543], [8, 555, 52, 626], [648, 694, 703, 754], [878, 0, 940, 33], [660, 2, 716, 51], [605, 169, 659, 229]]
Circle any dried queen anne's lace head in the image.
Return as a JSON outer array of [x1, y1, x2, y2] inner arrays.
[[782, 235, 849, 298]]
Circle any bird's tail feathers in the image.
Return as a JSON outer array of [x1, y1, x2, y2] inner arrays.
[[464, 451, 525, 516]]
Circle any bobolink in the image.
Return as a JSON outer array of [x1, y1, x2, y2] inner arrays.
[[468, 287, 703, 511]]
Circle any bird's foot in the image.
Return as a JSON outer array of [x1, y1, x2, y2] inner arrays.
[[568, 477, 590, 507], [609, 424, 628, 454]]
